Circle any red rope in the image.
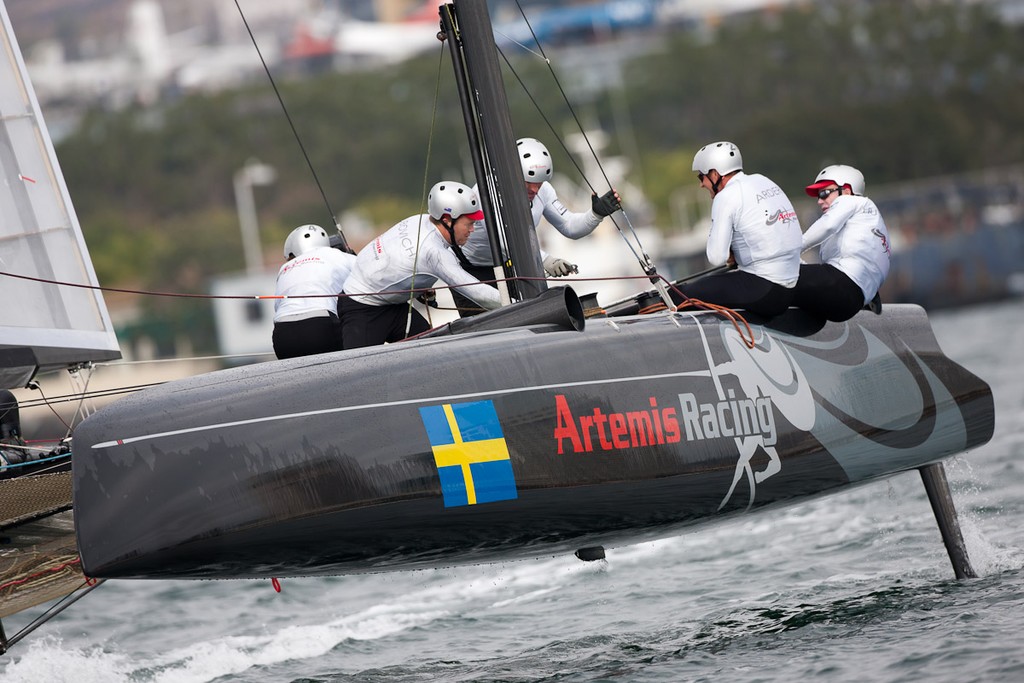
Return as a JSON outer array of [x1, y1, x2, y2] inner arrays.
[[0, 557, 82, 592]]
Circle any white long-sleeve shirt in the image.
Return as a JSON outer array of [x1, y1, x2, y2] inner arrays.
[[344, 214, 502, 309], [462, 182, 602, 266], [802, 195, 891, 304], [708, 172, 803, 287], [273, 246, 355, 322]]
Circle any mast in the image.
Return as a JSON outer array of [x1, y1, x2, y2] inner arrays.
[[440, 0, 547, 300]]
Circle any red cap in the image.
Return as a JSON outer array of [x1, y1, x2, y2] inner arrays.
[[464, 209, 485, 221], [805, 180, 837, 197]]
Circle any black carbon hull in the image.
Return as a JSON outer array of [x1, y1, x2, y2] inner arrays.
[[71, 304, 993, 579]]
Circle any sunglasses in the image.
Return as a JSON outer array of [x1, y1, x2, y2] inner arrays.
[[817, 187, 841, 200], [697, 172, 706, 183]]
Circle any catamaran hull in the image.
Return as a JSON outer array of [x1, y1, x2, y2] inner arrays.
[[72, 304, 993, 579]]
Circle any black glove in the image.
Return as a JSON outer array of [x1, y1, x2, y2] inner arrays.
[[591, 190, 621, 217], [329, 234, 356, 254], [416, 289, 438, 308]]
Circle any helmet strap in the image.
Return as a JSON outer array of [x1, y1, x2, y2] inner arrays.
[[440, 216, 473, 268], [710, 170, 724, 196], [710, 170, 737, 197]]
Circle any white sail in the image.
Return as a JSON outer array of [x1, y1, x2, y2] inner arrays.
[[0, 3, 120, 390]]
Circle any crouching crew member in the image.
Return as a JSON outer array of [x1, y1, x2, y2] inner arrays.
[[272, 224, 355, 359], [340, 181, 502, 348]]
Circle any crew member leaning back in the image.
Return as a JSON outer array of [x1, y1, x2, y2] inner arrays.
[[796, 164, 891, 321], [673, 141, 803, 318], [340, 181, 501, 348]]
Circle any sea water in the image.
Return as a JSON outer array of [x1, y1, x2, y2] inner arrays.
[[3, 300, 1022, 682]]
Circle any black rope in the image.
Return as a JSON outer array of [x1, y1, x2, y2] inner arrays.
[[496, 46, 647, 268], [502, 2, 673, 306], [15, 383, 161, 410], [232, 0, 351, 252], [510, 0, 616, 192]]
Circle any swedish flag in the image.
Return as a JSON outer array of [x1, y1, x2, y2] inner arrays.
[[419, 400, 518, 507]]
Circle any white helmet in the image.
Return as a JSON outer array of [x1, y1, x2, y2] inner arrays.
[[806, 164, 865, 197], [283, 224, 330, 259], [692, 141, 743, 175], [427, 181, 485, 221], [516, 137, 553, 183]]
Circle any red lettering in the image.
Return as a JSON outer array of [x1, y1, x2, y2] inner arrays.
[[609, 414, 629, 449], [579, 415, 595, 451], [650, 397, 664, 444], [554, 395, 582, 454], [555, 395, 681, 455], [625, 411, 653, 447], [662, 407, 681, 443], [593, 409, 613, 450]]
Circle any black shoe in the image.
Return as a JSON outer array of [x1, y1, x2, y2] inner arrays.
[[866, 292, 882, 315]]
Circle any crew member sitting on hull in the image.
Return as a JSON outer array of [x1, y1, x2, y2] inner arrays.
[[796, 164, 891, 321], [340, 181, 502, 348], [454, 137, 622, 316], [272, 224, 355, 360], [672, 141, 803, 318]]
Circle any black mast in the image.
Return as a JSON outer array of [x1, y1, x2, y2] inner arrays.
[[439, 1, 547, 300]]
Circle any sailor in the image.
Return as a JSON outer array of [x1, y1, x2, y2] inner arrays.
[[673, 141, 803, 318], [454, 137, 622, 316], [272, 224, 356, 360], [796, 164, 891, 321], [340, 181, 502, 348], [1, 390, 31, 471]]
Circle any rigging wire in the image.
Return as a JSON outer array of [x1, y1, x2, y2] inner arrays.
[[491, 4, 755, 345], [406, 38, 450, 336], [510, 1, 615, 190], [231, 0, 351, 252], [25, 381, 74, 437], [495, 50, 643, 268], [503, 0, 673, 308], [13, 383, 164, 410], [0, 576, 106, 653], [65, 364, 97, 434]]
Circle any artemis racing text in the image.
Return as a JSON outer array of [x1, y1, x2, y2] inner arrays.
[[554, 395, 680, 454], [554, 391, 778, 454], [677, 391, 777, 445]]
